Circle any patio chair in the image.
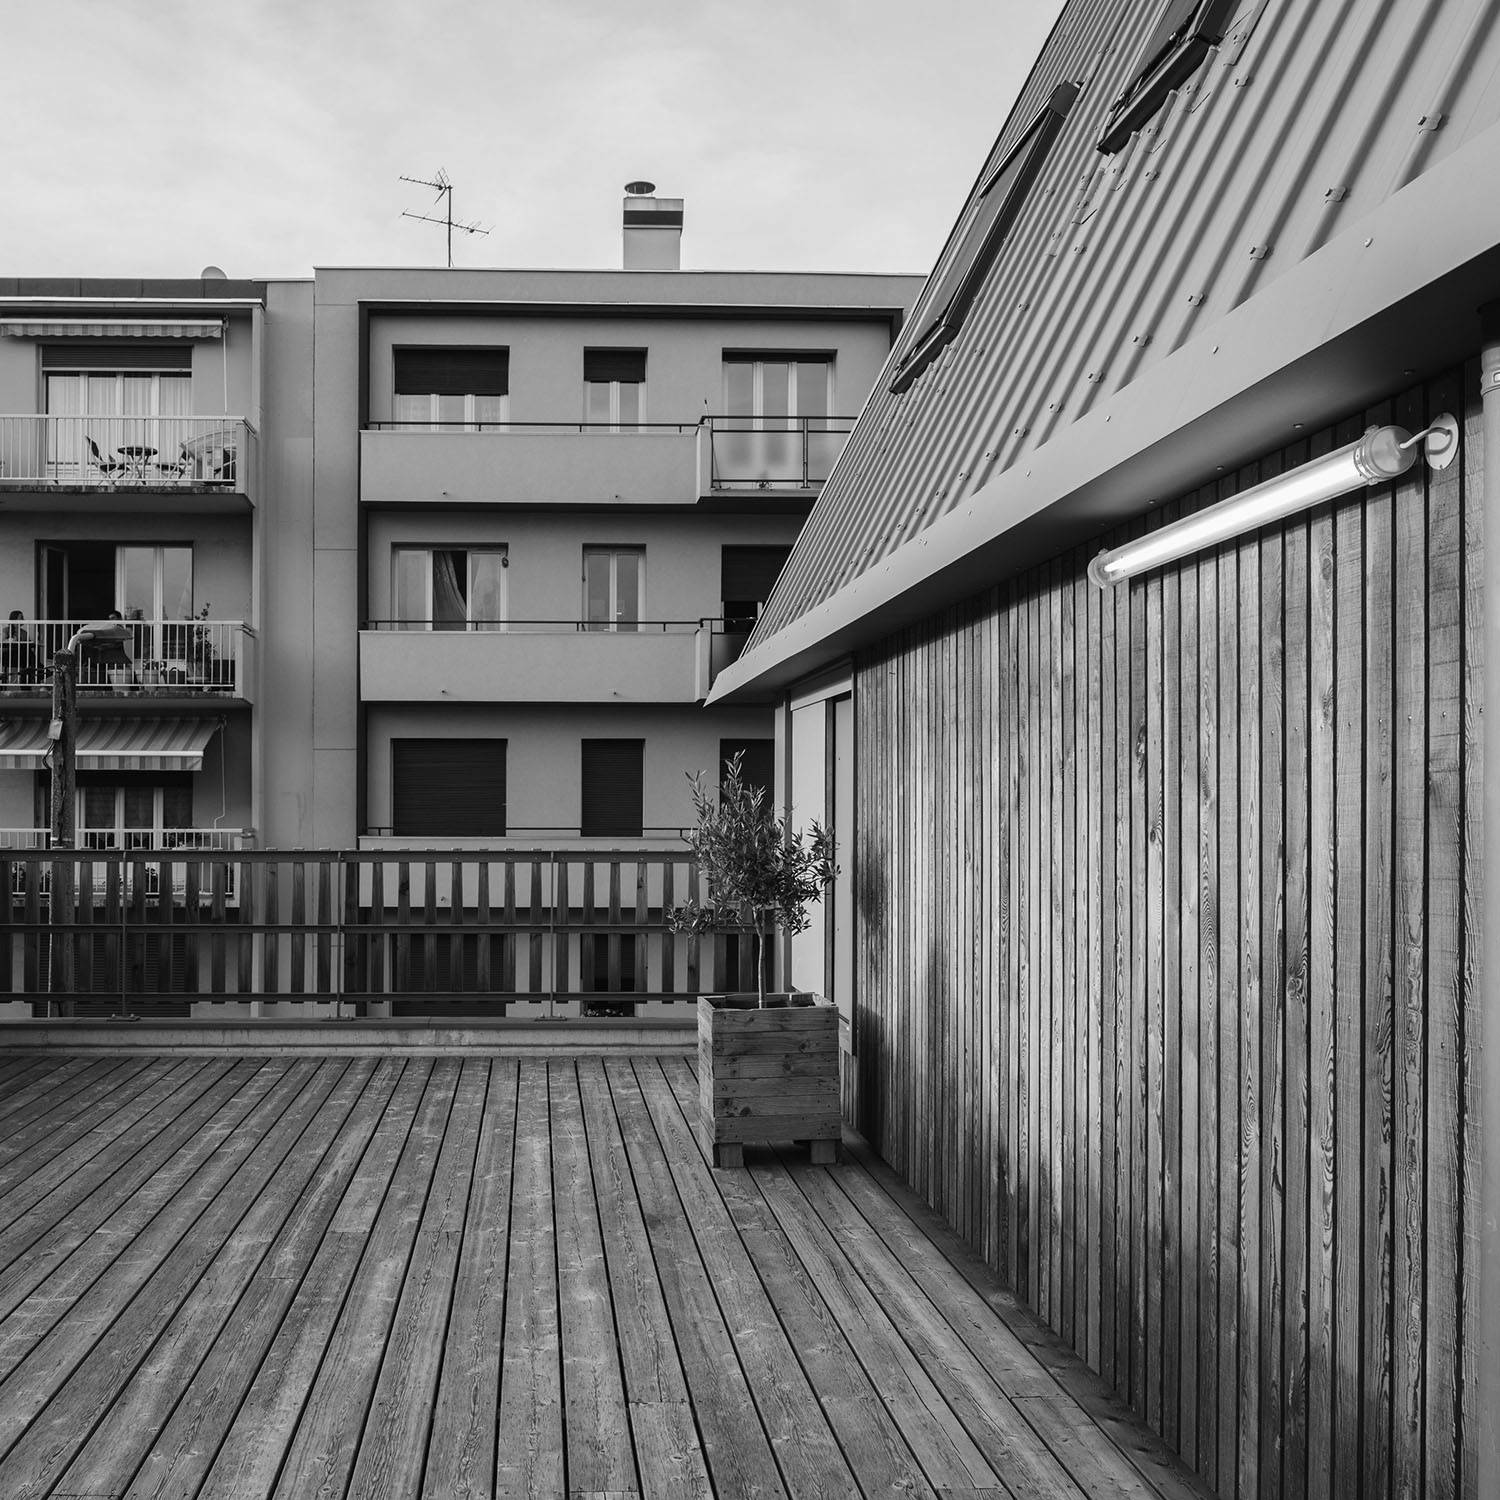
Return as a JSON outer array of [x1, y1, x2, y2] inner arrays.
[[84, 437, 124, 478]]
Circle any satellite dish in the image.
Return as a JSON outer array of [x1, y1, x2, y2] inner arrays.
[[200, 265, 227, 280]]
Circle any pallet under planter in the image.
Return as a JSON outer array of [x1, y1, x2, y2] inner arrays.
[[696, 992, 841, 1168]]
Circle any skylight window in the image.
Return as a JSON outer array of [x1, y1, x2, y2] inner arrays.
[[890, 83, 1077, 396], [1096, 0, 1237, 155]]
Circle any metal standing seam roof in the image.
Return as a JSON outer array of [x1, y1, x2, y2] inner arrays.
[[743, 0, 1500, 658]]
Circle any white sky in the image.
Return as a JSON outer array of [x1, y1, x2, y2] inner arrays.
[[1, 0, 1066, 281]]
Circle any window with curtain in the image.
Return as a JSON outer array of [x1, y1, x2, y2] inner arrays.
[[584, 349, 647, 430], [392, 347, 509, 430], [76, 780, 193, 850], [391, 546, 507, 630]]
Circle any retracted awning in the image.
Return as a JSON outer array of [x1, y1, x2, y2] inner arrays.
[[0, 717, 221, 772], [0, 319, 223, 339]]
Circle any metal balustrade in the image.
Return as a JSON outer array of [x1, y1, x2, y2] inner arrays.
[[0, 415, 252, 488], [703, 414, 855, 489], [0, 847, 769, 1014], [0, 619, 251, 695]]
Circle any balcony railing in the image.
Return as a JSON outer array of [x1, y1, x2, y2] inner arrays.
[[702, 415, 855, 490], [0, 415, 252, 489], [1, 619, 252, 697], [1, 829, 251, 901], [0, 828, 249, 852]]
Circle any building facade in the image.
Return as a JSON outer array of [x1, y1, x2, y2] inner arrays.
[[712, 4, 1500, 1498], [0, 199, 919, 863]]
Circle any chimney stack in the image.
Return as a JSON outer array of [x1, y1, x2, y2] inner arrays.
[[622, 181, 683, 270]]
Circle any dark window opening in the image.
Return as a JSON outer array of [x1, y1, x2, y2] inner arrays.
[[391, 738, 507, 837], [891, 82, 1077, 395], [1097, 0, 1237, 155], [721, 545, 792, 632], [720, 739, 774, 806], [581, 739, 644, 837]]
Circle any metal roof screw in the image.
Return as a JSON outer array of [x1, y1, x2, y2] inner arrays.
[[1324, 186, 1349, 202], [1417, 112, 1447, 132], [1249, 244, 1272, 261], [1186, 293, 1205, 306], [1132, 333, 1153, 347]]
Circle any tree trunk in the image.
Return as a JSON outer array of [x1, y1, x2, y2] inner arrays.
[[755, 925, 766, 1007]]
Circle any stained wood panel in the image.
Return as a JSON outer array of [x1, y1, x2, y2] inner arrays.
[[852, 371, 1481, 1500]]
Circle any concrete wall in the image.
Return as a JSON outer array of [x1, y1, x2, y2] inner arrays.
[[365, 509, 801, 625], [364, 701, 774, 837], [365, 310, 894, 426]]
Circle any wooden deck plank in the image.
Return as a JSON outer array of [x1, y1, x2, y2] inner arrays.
[[0, 1050, 1205, 1500], [0, 1059, 294, 1394], [422, 1059, 518, 1500], [494, 1060, 565, 1499], [49, 1059, 384, 1499], [0, 1058, 342, 1489], [119, 1058, 406, 1500], [656, 1058, 939, 1499], [0, 1057, 243, 1298], [549, 1060, 639, 1498], [634, 1059, 862, 1497], [269, 1059, 460, 1500], [0, 1055, 154, 1171], [0, 1054, 108, 1128], [347, 1057, 488, 1500], [0, 1058, 210, 1238], [188, 1059, 434, 1500], [602, 1058, 788, 1499]]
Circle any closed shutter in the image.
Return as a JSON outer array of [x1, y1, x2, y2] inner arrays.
[[580, 739, 644, 837], [720, 739, 774, 804], [721, 546, 791, 604], [584, 349, 647, 383], [42, 345, 192, 370], [392, 739, 507, 836], [393, 347, 509, 396]]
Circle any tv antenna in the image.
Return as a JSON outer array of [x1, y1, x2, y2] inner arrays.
[[400, 168, 490, 268]]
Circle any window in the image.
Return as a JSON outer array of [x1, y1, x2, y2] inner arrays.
[[584, 349, 647, 430], [722, 355, 831, 428], [391, 739, 507, 837], [391, 546, 507, 631], [392, 347, 509, 430], [890, 82, 1077, 395], [720, 739, 774, 805], [76, 779, 192, 851], [1097, 0, 1237, 155], [43, 345, 192, 478], [720, 545, 791, 632], [583, 547, 643, 632], [581, 739, 644, 837]]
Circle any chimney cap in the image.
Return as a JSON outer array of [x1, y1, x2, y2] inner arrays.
[[624, 180, 656, 196]]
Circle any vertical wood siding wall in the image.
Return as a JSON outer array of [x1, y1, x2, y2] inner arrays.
[[852, 368, 1482, 1500]]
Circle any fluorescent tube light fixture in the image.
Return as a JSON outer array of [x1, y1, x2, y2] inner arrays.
[[1088, 415, 1459, 588]]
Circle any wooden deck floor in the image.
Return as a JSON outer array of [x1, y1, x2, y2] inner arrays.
[[0, 1052, 1206, 1500]]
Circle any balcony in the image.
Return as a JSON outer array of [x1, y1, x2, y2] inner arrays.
[[1, 619, 255, 703], [358, 416, 855, 508], [360, 619, 716, 703], [360, 422, 700, 506], [0, 415, 256, 509], [698, 414, 855, 496]]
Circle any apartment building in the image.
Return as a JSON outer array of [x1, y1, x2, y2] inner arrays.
[[0, 273, 314, 856], [313, 189, 919, 851], [0, 194, 919, 858]]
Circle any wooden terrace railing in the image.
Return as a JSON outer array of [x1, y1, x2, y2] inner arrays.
[[0, 847, 768, 1015]]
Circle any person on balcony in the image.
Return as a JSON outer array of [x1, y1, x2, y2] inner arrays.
[[1, 610, 38, 687]]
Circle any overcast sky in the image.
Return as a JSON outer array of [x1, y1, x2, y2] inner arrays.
[[2, 0, 1065, 282]]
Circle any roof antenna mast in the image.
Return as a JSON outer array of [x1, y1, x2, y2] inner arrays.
[[399, 168, 490, 268]]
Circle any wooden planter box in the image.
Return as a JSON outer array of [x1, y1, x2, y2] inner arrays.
[[696, 992, 840, 1168]]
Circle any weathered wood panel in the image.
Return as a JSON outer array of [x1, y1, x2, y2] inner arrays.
[[852, 371, 1481, 1499]]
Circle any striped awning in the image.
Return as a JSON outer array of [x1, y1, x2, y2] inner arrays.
[[0, 319, 223, 339], [0, 717, 220, 772]]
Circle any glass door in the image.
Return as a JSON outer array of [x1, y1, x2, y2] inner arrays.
[[117, 545, 193, 663], [583, 548, 643, 632]]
